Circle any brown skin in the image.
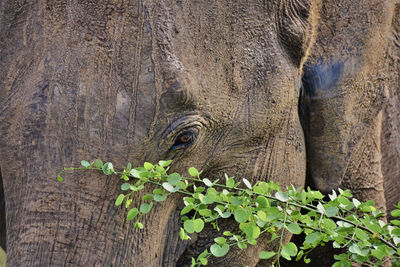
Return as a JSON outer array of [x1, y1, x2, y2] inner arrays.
[[0, 0, 398, 266], [382, 3, 400, 218], [284, 1, 399, 266], [0, 0, 317, 266], [301, 0, 394, 205]]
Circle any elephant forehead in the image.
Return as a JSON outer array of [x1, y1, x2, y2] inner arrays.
[[151, 1, 301, 135]]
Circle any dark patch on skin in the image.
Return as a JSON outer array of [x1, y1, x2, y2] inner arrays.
[[302, 59, 344, 98], [300, 59, 344, 137]]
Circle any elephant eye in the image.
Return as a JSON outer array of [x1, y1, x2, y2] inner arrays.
[[171, 131, 194, 149]]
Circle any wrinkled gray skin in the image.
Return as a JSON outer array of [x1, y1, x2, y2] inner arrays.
[[301, 0, 396, 207], [284, 2, 400, 266], [302, 0, 400, 216], [0, 0, 398, 266]]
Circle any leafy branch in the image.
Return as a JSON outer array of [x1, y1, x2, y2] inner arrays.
[[58, 160, 400, 267]]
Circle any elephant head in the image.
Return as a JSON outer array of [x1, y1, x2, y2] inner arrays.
[[0, 0, 319, 266], [1, 0, 398, 266]]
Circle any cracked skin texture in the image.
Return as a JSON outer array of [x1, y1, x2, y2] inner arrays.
[[0, 0, 399, 266]]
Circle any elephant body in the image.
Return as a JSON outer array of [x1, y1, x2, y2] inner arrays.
[[0, 0, 398, 266]]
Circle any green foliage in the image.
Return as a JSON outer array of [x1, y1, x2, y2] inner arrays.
[[58, 160, 400, 267], [0, 246, 5, 267]]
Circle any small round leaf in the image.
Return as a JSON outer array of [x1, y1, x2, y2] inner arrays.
[[189, 167, 200, 177], [210, 243, 229, 257], [259, 251, 276, 260]]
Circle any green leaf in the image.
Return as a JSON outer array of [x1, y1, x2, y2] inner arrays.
[[115, 194, 125, 206], [143, 162, 154, 170], [184, 220, 195, 234], [259, 251, 276, 260], [352, 198, 361, 208], [240, 222, 261, 240], [210, 243, 229, 257], [304, 232, 321, 246], [81, 160, 91, 168], [317, 202, 325, 214], [93, 159, 103, 169], [193, 219, 205, 233], [155, 165, 165, 173], [391, 209, 400, 217], [237, 241, 247, 249], [203, 178, 213, 187], [349, 243, 369, 257], [214, 237, 226, 245], [135, 221, 144, 229], [162, 182, 177, 193], [121, 174, 129, 181], [257, 210, 267, 221], [242, 178, 252, 189], [281, 242, 298, 261], [195, 187, 205, 193], [159, 160, 172, 167], [154, 194, 168, 202], [255, 196, 268, 208], [296, 250, 304, 261], [202, 188, 217, 204], [286, 223, 302, 235], [199, 257, 207, 266], [355, 228, 368, 241], [57, 175, 63, 182], [181, 205, 194, 215], [130, 169, 141, 178], [234, 208, 249, 223], [332, 261, 352, 267], [180, 227, 189, 240], [390, 219, 400, 226], [231, 197, 242, 206], [126, 162, 132, 171], [371, 247, 386, 260], [223, 231, 233, 236], [140, 202, 153, 214], [126, 207, 139, 221], [258, 182, 270, 193], [189, 167, 200, 177], [142, 194, 153, 201], [311, 190, 324, 199], [121, 183, 131, 191], [226, 177, 235, 188], [102, 162, 114, 175], [199, 209, 212, 217], [325, 207, 339, 217], [153, 188, 164, 195], [167, 173, 181, 185], [322, 219, 337, 230], [328, 190, 337, 201], [275, 191, 288, 202], [125, 199, 132, 209]]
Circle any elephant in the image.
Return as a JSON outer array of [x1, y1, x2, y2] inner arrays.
[[284, 1, 400, 266], [0, 0, 398, 266]]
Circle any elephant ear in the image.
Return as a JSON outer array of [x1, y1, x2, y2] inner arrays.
[[277, 0, 319, 66]]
